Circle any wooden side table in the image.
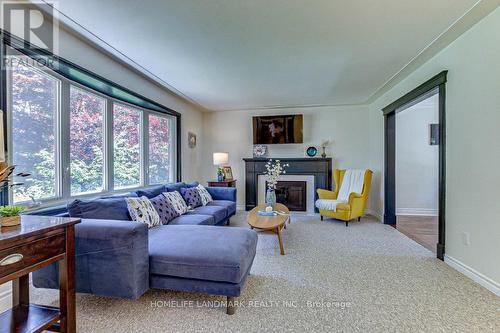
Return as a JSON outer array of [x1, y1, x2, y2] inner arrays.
[[207, 180, 237, 187], [247, 203, 290, 255], [0, 215, 80, 333]]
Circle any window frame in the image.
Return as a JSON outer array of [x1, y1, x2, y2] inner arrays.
[[2, 37, 181, 207], [7, 60, 63, 204], [67, 83, 107, 197], [147, 111, 177, 186]]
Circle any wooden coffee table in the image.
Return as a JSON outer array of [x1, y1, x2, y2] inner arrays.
[[247, 203, 290, 255]]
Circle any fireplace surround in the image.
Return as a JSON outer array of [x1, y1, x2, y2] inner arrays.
[[243, 158, 332, 212]]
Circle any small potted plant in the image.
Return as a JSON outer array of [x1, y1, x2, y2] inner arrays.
[[217, 167, 225, 181], [0, 205, 26, 227], [0, 163, 30, 227]]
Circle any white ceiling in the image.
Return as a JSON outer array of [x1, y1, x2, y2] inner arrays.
[[55, 0, 479, 111]]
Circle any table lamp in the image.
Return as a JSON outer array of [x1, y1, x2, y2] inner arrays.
[[213, 152, 229, 181]]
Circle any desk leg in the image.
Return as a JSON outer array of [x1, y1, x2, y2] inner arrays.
[[59, 225, 76, 333], [12, 274, 29, 306]]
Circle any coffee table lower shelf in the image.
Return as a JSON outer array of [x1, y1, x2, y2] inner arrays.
[[0, 304, 61, 333]]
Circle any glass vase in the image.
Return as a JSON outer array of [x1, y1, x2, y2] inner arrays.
[[266, 189, 276, 210]]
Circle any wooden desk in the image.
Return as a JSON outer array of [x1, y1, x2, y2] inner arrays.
[[0, 216, 80, 333], [207, 180, 237, 188]]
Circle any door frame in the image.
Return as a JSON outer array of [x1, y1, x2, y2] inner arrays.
[[382, 71, 447, 260]]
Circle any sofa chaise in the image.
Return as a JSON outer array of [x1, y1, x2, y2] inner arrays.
[[29, 182, 257, 314]]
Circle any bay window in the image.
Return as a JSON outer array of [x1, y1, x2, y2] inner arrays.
[[6, 50, 179, 206]]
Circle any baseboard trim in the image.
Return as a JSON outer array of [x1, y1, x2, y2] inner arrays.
[[444, 255, 500, 296], [366, 209, 383, 221], [396, 208, 438, 216], [236, 204, 245, 211]]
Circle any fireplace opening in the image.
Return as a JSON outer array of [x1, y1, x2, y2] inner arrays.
[[266, 181, 307, 211]]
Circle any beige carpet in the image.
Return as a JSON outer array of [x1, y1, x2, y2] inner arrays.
[[32, 212, 499, 332]]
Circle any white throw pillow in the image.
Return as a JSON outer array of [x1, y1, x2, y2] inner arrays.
[[196, 184, 213, 206], [163, 191, 189, 215], [126, 196, 161, 228]]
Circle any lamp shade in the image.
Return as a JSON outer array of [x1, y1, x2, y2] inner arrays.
[[213, 152, 229, 165]]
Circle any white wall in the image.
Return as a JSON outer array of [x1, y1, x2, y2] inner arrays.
[[56, 28, 205, 182], [202, 105, 370, 207], [368, 7, 500, 289], [396, 94, 439, 216]]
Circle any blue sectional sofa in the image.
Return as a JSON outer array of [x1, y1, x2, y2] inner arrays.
[[29, 182, 257, 314]]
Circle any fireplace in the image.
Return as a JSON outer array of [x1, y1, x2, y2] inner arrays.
[[266, 181, 307, 211], [245, 158, 332, 214]]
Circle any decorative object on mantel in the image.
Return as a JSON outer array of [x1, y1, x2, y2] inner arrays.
[[253, 144, 267, 157], [213, 152, 229, 181], [263, 159, 289, 210], [305, 146, 318, 157], [320, 139, 332, 158], [188, 132, 197, 148]]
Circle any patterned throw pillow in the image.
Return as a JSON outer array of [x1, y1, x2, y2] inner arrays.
[[125, 196, 161, 228], [163, 191, 189, 215], [149, 194, 179, 224], [196, 184, 213, 206], [180, 187, 203, 208]]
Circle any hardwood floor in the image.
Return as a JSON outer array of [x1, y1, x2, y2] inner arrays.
[[396, 215, 438, 253]]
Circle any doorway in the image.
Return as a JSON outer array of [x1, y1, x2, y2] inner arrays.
[[383, 71, 447, 260], [396, 91, 439, 253]]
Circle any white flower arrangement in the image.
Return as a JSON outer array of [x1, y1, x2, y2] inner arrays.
[[263, 159, 289, 190]]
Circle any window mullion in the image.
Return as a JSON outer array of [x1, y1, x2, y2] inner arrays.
[[105, 99, 114, 191], [59, 80, 71, 199], [142, 111, 148, 187]]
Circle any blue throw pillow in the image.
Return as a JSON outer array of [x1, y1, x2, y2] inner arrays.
[[180, 187, 202, 208], [67, 197, 131, 220], [136, 185, 166, 198], [165, 182, 186, 193], [149, 194, 179, 224], [185, 181, 200, 188]]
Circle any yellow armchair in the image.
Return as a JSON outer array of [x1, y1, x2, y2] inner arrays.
[[316, 169, 373, 226]]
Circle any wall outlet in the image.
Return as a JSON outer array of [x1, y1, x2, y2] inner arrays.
[[461, 232, 470, 246]]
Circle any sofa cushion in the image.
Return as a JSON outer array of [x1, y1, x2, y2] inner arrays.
[[136, 185, 166, 199], [125, 197, 161, 228], [168, 214, 214, 226], [196, 184, 213, 206], [180, 187, 202, 208], [148, 225, 258, 283], [187, 205, 226, 224], [162, 191, 189, 215], [164, 182, 186, 193], [207, 200, 236, 216], [67, 197, 131, 220], [149, 194, 179, 224]]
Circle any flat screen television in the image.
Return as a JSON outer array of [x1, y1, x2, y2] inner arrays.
[[252, 114, 303, 144]]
